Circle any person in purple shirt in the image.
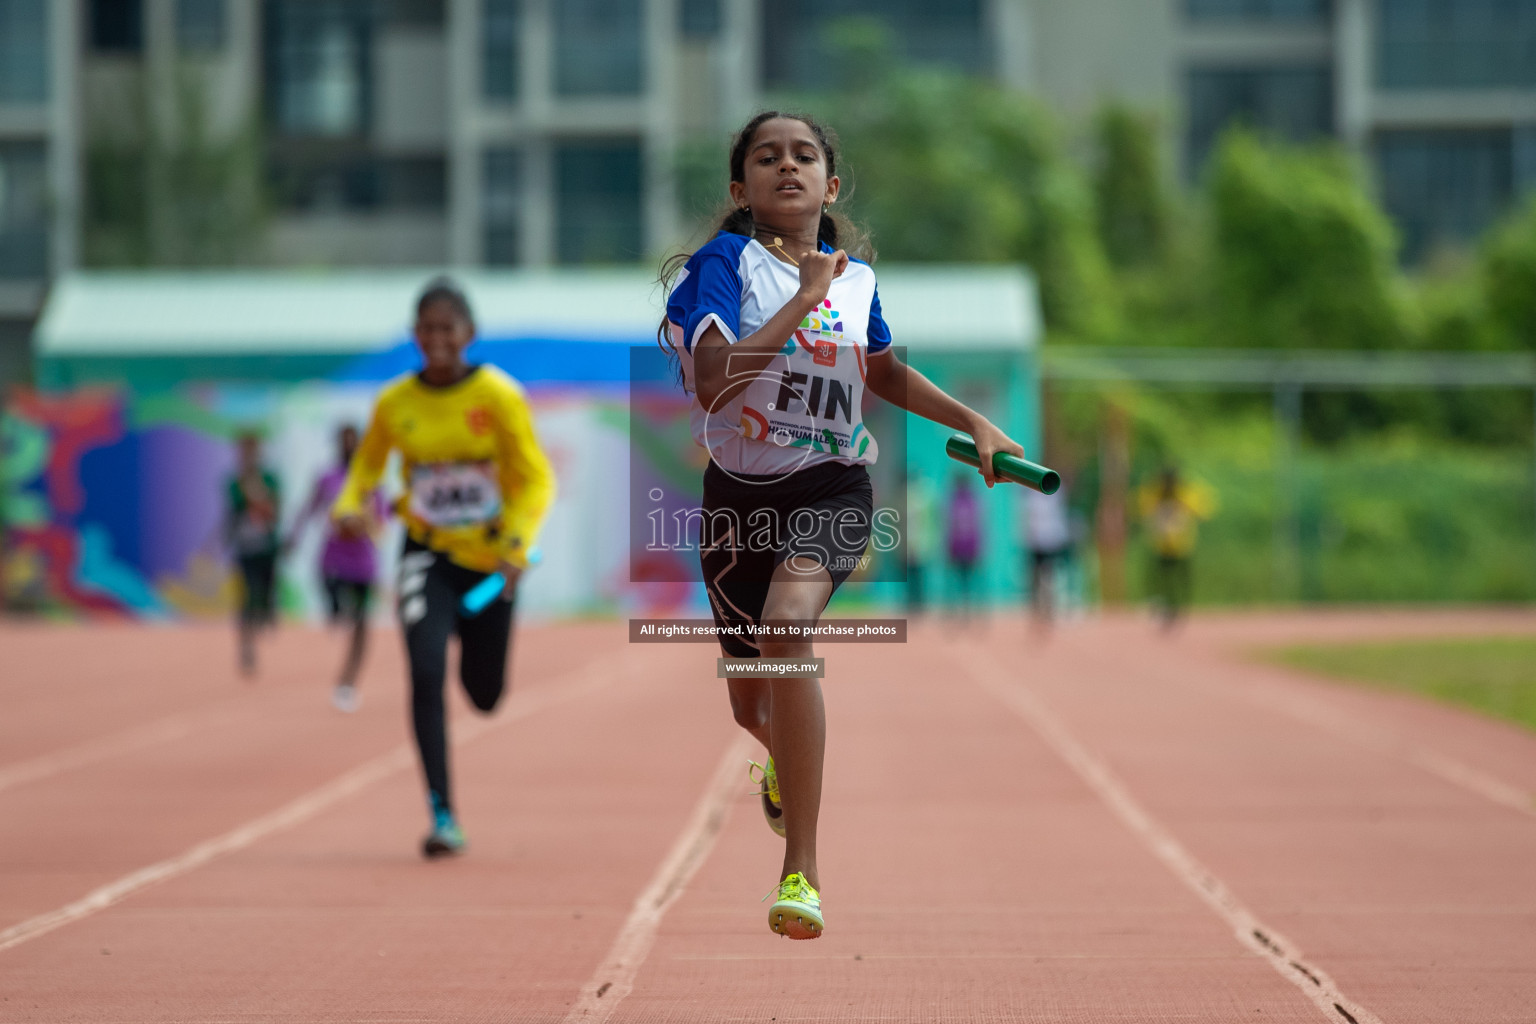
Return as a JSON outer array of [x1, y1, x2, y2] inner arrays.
[[286, 424, 387, 711], [946, 473, 983, 627]]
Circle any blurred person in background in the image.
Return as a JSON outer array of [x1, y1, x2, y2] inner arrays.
[[226, 431, 281, 676], [905, 469, 938, 614], [1137, 466, 1216, 629], [285, 424, 387, 713], [1023, 478, 1072, 629], [946, 472, 982, 626], [333, 278, 556, 859]]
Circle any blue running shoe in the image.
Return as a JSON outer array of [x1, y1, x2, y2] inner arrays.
[[422, 798, 466, 859]]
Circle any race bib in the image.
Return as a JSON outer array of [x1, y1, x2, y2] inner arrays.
[[738, 333, 876, 461], [408, 461, 502, 527]]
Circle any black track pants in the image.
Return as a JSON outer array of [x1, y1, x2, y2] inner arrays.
[[397, 538, 515, 816]]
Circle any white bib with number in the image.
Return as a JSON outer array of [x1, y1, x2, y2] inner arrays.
[[409, 461, 502, 528]]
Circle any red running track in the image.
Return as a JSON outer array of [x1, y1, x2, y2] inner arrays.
[[1, 609, 1533, 1022]]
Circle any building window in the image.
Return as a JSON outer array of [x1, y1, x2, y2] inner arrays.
[[556, 140, 642, 264], [680, 0, 721, 38], [484, 0, 519, 101], [270, 154, 445, 212], [0, 142, 49, 279], [176, 0, 225, 50], [264, 0, 373, 138], [1377, 129, 1515, 260], [1185, 0, 1329, 21], [1185, 64, 1333, 172], [0, 0, 49, 103], [554, 0, 643, 96], [89, 0, 143, 53], [761, 0, 989, 87], [484, 148, 522, 265], [381, 0, 444, 27], [1377, 0, 1536, 90]]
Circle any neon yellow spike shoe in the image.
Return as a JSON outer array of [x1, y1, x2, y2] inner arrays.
[[748, 758, 785, 838], [766, 872, 823, 939]]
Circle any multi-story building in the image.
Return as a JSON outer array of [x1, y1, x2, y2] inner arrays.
[[11, 0, 1024, 293], [0, 0, 77, 386], [4, 0, 1534, 394], [1027, 0, 1536, 259]]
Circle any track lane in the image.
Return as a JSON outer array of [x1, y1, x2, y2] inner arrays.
[[611, 622, 1333, 1022], [994, 615, 1536, 1023], [5, 612, 1536, 1022], [0, 622, 626, 930], [0, 626, 737, 1022]]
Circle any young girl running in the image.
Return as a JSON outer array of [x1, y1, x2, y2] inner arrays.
[[285, 424, 387, 712], [662, 112, 1024, 938], [333, 279, 556, 858]]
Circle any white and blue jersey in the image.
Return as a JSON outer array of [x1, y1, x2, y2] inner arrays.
[[665, 230, 892, 476]]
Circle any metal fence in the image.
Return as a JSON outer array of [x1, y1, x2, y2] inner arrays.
[[1042, 347, 1536, 604]]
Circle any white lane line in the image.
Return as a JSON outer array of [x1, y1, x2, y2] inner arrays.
[[1212, 664, 1536, 820], [0, 747, 409, 954], [0, 658, 622, 955], [0, 709, 239, 796], [1409, 747, 1533, 815], [967, 648, 1384, 1024], [563, 732, 752, 1023]]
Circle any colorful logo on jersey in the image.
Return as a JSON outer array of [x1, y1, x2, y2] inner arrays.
[[796, 299, 843, 365], [465, 406, 493, 436], [778, 301, 847, 358], [800, 299, 843, 338], [740, 407, 769, 440]]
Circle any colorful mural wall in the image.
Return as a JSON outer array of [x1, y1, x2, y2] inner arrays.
[[5, 328, 1035, 620], [1, 371, 704, 621]]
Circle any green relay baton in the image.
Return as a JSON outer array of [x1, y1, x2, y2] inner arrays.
[[945, 434, 1061, 495]]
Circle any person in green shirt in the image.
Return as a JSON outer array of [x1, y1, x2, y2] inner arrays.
[[227, 431, 281, 676]]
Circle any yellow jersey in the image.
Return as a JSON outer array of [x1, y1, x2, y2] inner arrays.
[[333, 365, 556, 572], [1136, 479, 1217, 559]]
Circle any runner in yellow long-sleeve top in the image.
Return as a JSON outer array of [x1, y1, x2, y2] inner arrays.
[[333, 277, 556, 858]]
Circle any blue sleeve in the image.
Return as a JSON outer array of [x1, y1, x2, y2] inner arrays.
[[867, 286, 892, 354], [666, 250, 742, 353]]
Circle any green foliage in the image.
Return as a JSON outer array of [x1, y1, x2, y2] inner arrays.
[[1407, 260, 1533, 444], [1415, 258, 1500, 352], [827, 68, 1118, 339], [672, 58, 1536, 457], [84, 66, 268, 267], [1208, 131, 1409, 351], [1481, 195, 1536, 351], [1094, 105, 1169, 268], [1116, 410, 1536, 605], [1059, 386, 1536, 606], [831, 71, 1033, 263], [672, 23, 1119, 341]]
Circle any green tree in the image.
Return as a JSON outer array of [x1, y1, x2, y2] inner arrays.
[[1481, 195, 1536, 351], [669, 18, 1119, 341], [85, 66, 267, 267], [1094, 105, 1169, 269], [1208, 130, 1408, 351], [814, 64, 1118, 340]]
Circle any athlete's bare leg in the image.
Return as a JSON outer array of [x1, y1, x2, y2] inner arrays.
[[339, 615, 367, 687], [757, 555, 834, 891]]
